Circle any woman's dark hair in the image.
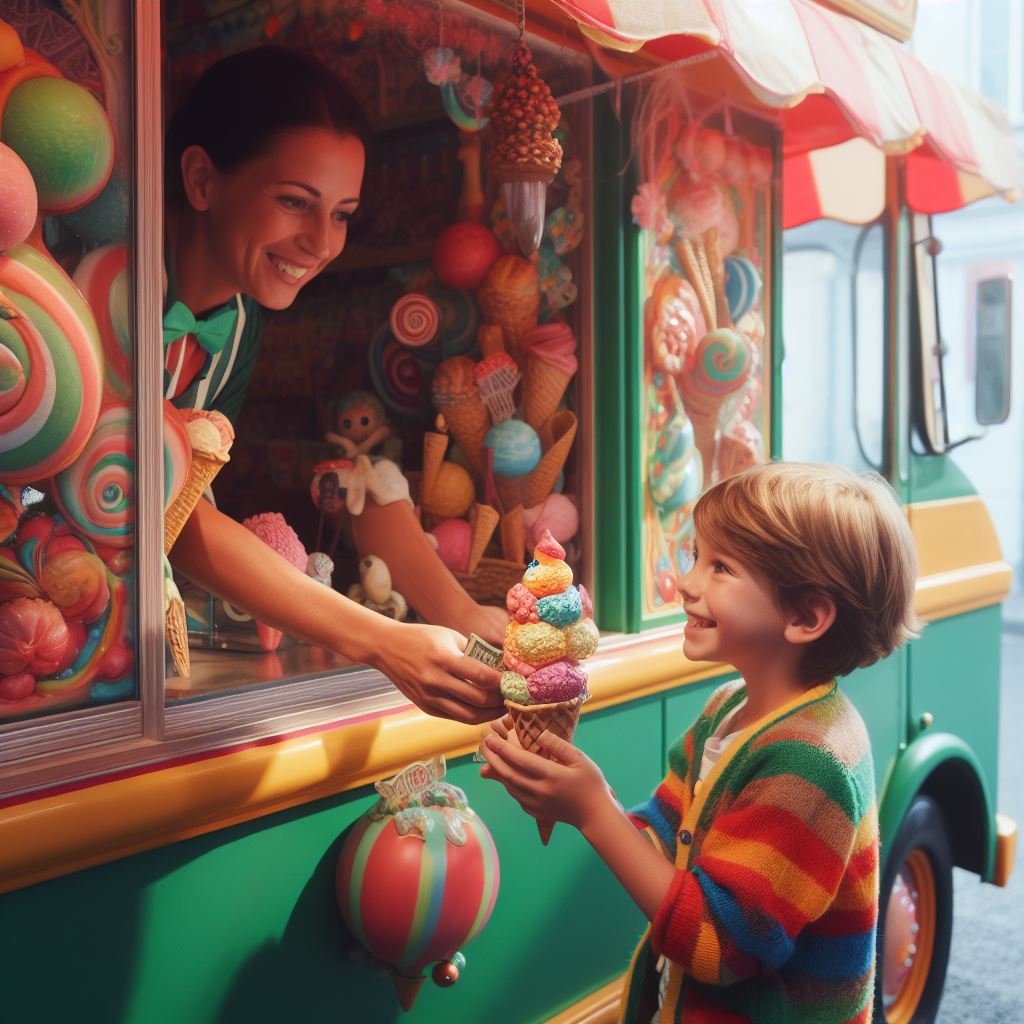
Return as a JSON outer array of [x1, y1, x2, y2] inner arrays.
[[165, 46, 371, 198]]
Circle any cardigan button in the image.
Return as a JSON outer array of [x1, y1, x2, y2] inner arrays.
[[678, 829, 693, 845]]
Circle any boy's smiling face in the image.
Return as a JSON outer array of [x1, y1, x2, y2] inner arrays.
[[677, 531, 791, 671]]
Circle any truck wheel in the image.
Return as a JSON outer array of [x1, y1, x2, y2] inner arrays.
[[876, 795, 954, 1024]]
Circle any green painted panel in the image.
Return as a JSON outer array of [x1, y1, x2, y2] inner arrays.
[[908, 452, 976, 503], [842, 651, 905, 799], [0, 702, 661, 1024], [906, 606, 1001, 799]]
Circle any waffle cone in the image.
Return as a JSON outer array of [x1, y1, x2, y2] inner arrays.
[[491, 159, 558, 184], [421, 432, 449, 506], [522, 410, 577, 509], [500, 505, 526, 563], [165, 596, 190, 678], [522, 360, 573, 435], [505, 694, 585, 844], [680, 390, 724, 486], [163, 451, 228, 555], [441, 397, 489, 479], [477, 291, 539, 359], [477, 324, 506, 359], [468, 503, 500, 574], [495, 474, 526, 513]]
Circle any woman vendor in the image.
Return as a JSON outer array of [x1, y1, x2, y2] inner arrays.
[[163, 46, 506, 723]]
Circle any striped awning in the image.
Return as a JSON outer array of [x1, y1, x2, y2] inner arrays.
[[550, 0, 1024, 223]]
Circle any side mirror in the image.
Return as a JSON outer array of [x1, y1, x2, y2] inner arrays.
[[975, 277, 1012, 425]]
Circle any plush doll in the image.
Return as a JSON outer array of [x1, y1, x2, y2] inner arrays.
[[325, 391, 402, 464]]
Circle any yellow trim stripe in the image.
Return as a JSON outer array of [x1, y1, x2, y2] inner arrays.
[[0, 496, 1010, 894], [543, 975, 624, 1024], [909, 496, 1012, 621]]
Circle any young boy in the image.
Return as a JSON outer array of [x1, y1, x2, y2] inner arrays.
[[480, 462, 921, 1023]]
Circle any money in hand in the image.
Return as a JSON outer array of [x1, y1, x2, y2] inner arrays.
[[464, 632, 504, 670]]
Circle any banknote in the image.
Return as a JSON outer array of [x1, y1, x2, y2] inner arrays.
[[464, 632, 504, 670]]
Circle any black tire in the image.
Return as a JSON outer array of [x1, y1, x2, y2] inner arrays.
[[875, 794, 954, 1024]]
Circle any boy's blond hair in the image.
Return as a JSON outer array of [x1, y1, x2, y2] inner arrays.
[[693, 462, 922, 683]]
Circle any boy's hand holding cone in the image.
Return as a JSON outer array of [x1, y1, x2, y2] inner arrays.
[[497, 529, 598, 843]]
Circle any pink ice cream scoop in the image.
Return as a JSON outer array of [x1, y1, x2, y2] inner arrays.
[[525, 658, 588, 703], [520, 322, 578, 376], [241, 512, 307, 651]]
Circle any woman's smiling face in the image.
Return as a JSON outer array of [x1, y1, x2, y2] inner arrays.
[[200, 126, 364, 309]]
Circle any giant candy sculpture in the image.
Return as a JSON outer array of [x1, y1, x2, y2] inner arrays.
[[335, 756, 500, 1011]]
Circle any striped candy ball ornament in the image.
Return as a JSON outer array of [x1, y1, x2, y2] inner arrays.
[[335, 757, 500, 1010], [389, 292, 440, 348], [0, 243, 103, 484], [72, 243, 131, 398]]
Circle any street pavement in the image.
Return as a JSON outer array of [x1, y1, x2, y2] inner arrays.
[[934, 624, 1024, 1023]]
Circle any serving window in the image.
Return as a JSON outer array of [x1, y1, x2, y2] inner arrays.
[[0, 0, 593, 791]]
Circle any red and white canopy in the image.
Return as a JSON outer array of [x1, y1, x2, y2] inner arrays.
[[549, 0, 1024, 225]]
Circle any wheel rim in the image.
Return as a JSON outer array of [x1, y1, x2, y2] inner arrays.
[[882, 849, 937, 1024]]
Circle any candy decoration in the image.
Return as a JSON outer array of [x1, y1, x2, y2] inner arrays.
[[52, 402, 133, 549], [430, 285, 479, 357], [336, 756, 500, 1010], [72, 243, 131, 397], [39, 546, 110, 624], [0, 242, 103, 483], [0, 142, 37, 251], [441, 74, 493, 133], [431, 223, 500, 292], [680, 329, 751, 485], [389, 292, 440, 348], [242, 512, 307, 652], [369, 324, 428, 419], [0, 596, 71, 676], [162, 400, 192, 512], [1, 76, 114, 214], [724, 256, 762, 323]]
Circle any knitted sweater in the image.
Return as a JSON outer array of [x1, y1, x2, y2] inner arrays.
[[620, 679, 878, 1024]]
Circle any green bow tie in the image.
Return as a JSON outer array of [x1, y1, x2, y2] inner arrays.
[[162, 301, 238, 355]]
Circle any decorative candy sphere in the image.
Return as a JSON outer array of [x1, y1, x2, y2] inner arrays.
[[423, 461, 475, 519], [1, 77, 115, 214], [432, 221, 501, 290], [0, 143, 37, 251], [486, 419, 541, 478], [430, 517, 472, 573], [432, 960, 460, 987], [648, 412, 701, 513], [336, 757, 500, 1011]]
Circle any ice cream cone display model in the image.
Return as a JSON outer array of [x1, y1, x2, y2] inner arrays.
[[419, 431, 475, 521], [163, 410, 234, 555], [163, 556, 189, 678], [431, 356, 490, 481], [487, 38, 562, 255], [240, 513, 307, 652], [473, 352, 520, 424], [335, 756, 500, 1011], [487, 410, 577, 514], [680, 329, 751, 486], [501, 530, 598, 844], [476, 254, 540, 359], [520, 322, 578, 441]]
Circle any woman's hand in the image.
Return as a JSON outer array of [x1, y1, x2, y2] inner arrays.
[[364, 622, 503, 724], [479, 727, 615, 834]]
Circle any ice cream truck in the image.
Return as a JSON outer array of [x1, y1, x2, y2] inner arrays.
[[0, 0, 1019, 1022]]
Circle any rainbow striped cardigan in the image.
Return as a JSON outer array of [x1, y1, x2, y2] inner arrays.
[[621, 679, 878, 1024]]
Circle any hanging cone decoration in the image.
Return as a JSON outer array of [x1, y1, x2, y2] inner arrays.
[[488, 43, 563, 185]]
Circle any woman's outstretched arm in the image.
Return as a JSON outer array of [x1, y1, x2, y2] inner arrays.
[[170, 499, 504, 723]]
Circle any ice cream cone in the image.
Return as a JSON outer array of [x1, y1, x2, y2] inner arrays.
[[522, 411, 577, 509], [477, 256, 540, 359], [440, 396, 489, 479], [421, 431, 449, 507], [163, 450, 228, 555], [500, 505, 526, 563], [468, 503, 500, 574], [505, 694, 585, 844], [165, 592, 190, 678], [522, 360, 573, 436], [477, 324, 506, 359], [494, 474, 526, 513], [680, 390, 723, 486]]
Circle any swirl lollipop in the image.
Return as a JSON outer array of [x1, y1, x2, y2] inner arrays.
[[679, 328, 751, 486], [0, 242, 103, 483], [73, 243, 131, 398], [389, 292, 440, 348], [53, 402, 133, 549], [369, 324, 429, 419], [162, 400, 191, 512]]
